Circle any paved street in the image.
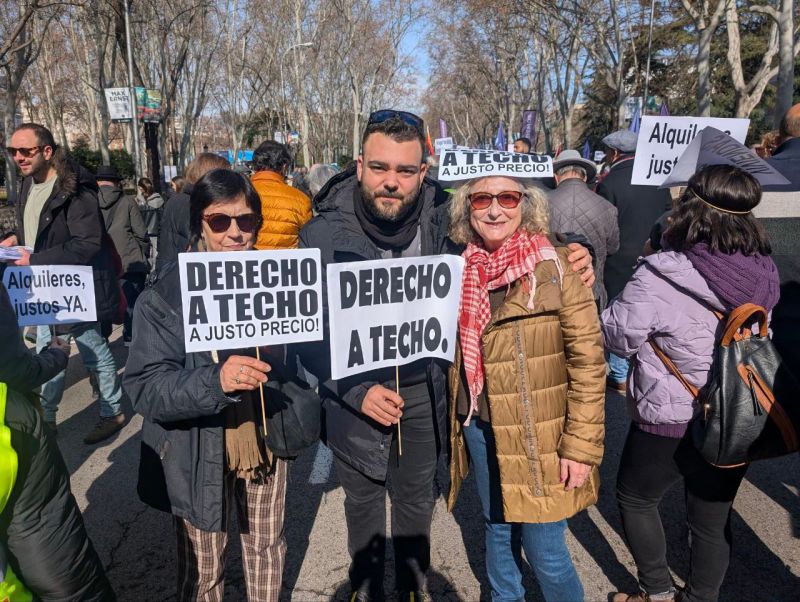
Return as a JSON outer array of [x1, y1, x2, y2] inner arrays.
[[51, 329, 799, 601]]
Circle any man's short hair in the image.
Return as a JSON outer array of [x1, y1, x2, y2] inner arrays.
[[15, 123, 57, 148], [252, 141, 293, 173], [515, 137, 532, 151], [556, 165, 587, 179], [779, 106, 800, 140], [361, 115, 426, 159]]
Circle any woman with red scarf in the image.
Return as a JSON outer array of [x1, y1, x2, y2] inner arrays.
[[446, 175, 606, 602]]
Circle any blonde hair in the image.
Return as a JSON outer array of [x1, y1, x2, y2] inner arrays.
[[448, 178, 550, 245]]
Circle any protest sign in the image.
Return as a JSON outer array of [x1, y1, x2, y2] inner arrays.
[[660, 127, 790, 189], [3, 265, 96, 326], [326, 255, 465, 380], [434, 137, 454, 156], [438, 149, 553, 181], [178, 249, 323, 353], [104, 88, 133, 122], [631, 116, 750, 186], [594, 150, 606, 163]]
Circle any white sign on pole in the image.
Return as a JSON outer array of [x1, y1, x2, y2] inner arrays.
[[434, 137, 454, 156], [631, 116, 750, 186], [3, 265, 96, 326], [178, 249, 323, 353], [104, 87, 133, 122], [326, 255, 465, 380], [593, 151, 606, 163], [438, 149, 553, 181]]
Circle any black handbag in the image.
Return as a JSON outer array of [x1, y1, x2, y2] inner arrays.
[[650, 303, 800, 467], [259, 349, 321, 458]]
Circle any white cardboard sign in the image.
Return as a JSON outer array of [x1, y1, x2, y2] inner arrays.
[[178, 249, 323, 353], [439, 149, 553, 181], [326, 255, 465, 379], [3, 265, 96, 326], [631, 116, 750, 186], [434, 137, 455, 156]]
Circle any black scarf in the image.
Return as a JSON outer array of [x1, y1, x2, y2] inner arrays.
[[353, 183, 424, 250]]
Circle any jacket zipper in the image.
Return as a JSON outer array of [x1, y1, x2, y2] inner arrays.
[[513, 323, 544, 497]]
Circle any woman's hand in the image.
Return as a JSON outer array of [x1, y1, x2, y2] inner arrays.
[[220, 355, 271, 393], [48, 337, 71, 355], [566, 243, 595, 288], [559, 458, 591, 491], [361, 384, 404, 426]]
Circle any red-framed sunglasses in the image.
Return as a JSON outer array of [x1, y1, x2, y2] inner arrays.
[[468, 191, 526, 210], [202, 213, 259, 234]]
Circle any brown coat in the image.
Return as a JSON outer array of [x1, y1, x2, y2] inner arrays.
[[448, 247, 606, 523]]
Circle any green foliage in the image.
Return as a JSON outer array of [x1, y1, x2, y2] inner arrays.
[[70, 138, 135, 179]]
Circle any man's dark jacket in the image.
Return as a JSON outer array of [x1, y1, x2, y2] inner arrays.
[[766, 137, 800, 191], [297, 170, 453, 481], [596, 156, 672, 300], [0, 284, 114, 601], [15, 158, 119, 322], [156, 186, 192, 269]]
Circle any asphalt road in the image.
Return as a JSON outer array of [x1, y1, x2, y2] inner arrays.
[[49, 328, 799, 601]]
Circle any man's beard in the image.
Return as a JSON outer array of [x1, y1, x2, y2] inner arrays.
[[360, 184, 420, 222]]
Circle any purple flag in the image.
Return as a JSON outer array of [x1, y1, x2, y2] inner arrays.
[[520, 110, 537, 143], [629, 104, 641, 133], [439, 119, 448, 139], [659, 101, 669, 116], [582, 140, 591, 159], [494, 122, 506, 151]]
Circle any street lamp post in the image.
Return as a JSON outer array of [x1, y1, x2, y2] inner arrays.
[[123, 0, 141, 180], [279, 42, 313, 148]]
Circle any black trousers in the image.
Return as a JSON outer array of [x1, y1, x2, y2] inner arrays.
[[334, 383, 438, 597], [616, 425, 748, 602]]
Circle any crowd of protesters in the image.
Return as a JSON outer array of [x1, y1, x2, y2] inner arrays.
[[0, 100, 798, 602]]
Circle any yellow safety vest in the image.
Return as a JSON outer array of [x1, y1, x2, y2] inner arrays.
[[0, 383, 33, 602]]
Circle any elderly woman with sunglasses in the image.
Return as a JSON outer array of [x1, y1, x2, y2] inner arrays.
[[446, 175, 606, 602], [124, 169, 288, 602]]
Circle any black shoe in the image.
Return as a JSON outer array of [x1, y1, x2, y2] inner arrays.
[[83, 413, 125, 444]]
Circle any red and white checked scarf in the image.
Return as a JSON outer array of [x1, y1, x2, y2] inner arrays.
[[458, 229, 562, 423]]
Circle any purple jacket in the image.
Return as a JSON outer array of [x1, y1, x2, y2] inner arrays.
[[601, 252, 725, 437]]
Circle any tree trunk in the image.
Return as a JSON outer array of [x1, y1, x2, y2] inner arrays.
[[774, 0, 795, 125], [4, 82, 20, 205]]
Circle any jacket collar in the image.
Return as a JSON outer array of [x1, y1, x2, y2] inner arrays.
[[251, 170, 285, 184], [771, 136, 800, 158], [487, 257, 565, 326]]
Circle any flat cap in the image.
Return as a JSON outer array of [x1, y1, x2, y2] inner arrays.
[[602, 129, 638, 153]]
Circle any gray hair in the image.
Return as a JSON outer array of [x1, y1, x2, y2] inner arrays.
[[306, 164, 339, 196], [448, 177, 550, 246], [556, 165, 587, 179]]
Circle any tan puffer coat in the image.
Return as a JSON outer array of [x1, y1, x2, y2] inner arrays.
[[448, 247, 606, 523]]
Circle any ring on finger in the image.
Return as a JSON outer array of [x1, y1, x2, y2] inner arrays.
[[235, 376, 241, 385]]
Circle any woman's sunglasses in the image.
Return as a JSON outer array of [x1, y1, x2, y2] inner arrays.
[[202, 213, 259, 234], [468, 191, 526, 210]]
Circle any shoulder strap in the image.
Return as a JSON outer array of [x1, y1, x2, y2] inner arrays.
[[648, 339, 700, 399]]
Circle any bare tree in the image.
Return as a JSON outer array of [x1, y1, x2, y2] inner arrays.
[[681, 0, 727, 116]]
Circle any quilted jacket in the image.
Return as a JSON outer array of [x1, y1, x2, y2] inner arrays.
[[253, 170, 312, 249], [548, 179, 620, 309], [447, 248, 606, 523], [600, 252, 726, 434]]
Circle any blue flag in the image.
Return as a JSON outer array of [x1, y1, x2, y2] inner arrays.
[[494, 122, 506, 151], [659, 101, 669, 116], [582, 140, 591, 159]]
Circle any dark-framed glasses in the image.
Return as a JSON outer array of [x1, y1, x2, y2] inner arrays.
[[367, 109, 424, 134], [6, 146, 45, 158], [468, 191, 526, 210], [202, 213, 259, 234]]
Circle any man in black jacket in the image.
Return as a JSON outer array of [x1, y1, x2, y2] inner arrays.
[[595, 129, 672, 391], [296, 111, 595, 601], [1, 123, 124, 444]]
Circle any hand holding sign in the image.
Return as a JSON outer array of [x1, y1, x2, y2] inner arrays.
[[219, 355, 272, 394], [362, 384, 404, 427]]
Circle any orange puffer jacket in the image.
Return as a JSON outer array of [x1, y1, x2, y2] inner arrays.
[[252, 170, 312, 249]]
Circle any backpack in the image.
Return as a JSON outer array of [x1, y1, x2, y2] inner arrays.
[[650, 303, 800, 467]]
